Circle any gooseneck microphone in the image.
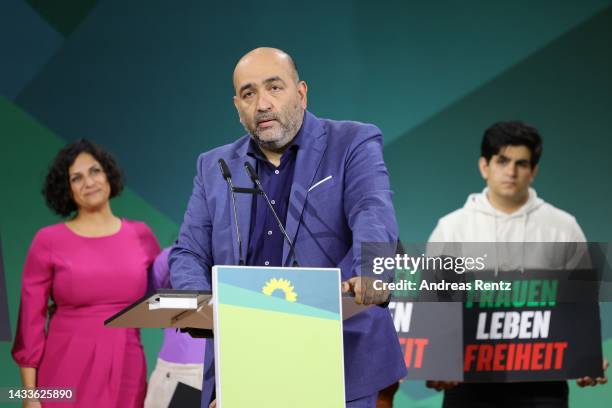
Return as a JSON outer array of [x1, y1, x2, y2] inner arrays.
[[218, 159, 245, 265], [244, 162, 300, 267]]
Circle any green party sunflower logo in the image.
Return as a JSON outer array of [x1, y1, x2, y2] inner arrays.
[[262, 278, 298, 302]]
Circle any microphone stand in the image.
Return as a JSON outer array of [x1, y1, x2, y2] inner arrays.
[[244, 162, 300, 267]]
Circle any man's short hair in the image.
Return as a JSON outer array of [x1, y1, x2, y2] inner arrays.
[[481, 121, 543, 167]]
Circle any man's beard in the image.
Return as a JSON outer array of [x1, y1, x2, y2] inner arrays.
[[245, 103, 304, 152]]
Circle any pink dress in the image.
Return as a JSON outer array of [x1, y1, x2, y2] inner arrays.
[[12, 220, 160, 407]]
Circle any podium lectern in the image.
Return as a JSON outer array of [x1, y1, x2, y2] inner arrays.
[[105, 289, 213, 329], [106, 266, 367, 408]]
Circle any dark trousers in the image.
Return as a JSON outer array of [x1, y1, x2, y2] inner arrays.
[[443, 381, 568, 408]]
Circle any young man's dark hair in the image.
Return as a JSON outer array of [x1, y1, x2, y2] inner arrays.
[[481, 121, 543, 167]]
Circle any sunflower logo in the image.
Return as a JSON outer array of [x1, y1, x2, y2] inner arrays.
[[262, 278, 298, 302]]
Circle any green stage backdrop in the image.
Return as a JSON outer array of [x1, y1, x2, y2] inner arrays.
[[1, 1, 611, 406]]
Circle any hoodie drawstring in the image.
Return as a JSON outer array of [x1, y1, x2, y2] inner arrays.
[[521, 212, 527, 273]]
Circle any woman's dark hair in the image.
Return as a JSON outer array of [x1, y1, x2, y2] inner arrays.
[[481, 121, 543, 167], [43, 139, 124, 217]]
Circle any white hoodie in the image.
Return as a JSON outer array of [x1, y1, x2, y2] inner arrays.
[[428, 188, 587, 272], [429, 187, 586, 243]]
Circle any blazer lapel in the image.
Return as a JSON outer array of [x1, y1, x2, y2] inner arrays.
[[226, 140, 256, 265], [283, 113, 327, 265]]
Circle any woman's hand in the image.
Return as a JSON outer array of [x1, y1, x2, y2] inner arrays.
[[23, 399, 42, 408], [19, 368, 40, 407]]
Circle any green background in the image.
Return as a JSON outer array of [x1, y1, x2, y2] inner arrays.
[[1, 1, 611, 406]]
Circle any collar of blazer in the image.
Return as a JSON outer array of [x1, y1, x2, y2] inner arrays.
[[227, 110, 328, 266]]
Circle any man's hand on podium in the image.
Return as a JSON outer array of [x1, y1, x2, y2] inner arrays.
[[342, 277, 390, 305]]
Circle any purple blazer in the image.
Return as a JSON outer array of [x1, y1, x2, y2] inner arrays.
[[169, 111, 406, 404]]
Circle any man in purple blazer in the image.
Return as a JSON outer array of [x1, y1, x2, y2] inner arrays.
[[169, 47, 406, 408]]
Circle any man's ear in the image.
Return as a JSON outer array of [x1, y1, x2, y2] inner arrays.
[[478, 157, 489, 180], [530, 164, 539, 183], [232, 95, 243, 124], [297, 80, 308, 109]]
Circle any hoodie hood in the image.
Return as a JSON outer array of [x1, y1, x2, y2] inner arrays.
[[464, 187, 544, 218], [429, 187, 587, 274], [462, 187, 544, 274]]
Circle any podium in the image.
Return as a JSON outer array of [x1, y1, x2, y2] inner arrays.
[[105, 289, 213, 330], [106, 266, 368, 408]]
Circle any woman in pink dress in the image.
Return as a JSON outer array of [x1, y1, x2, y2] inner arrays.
[[12, 139, 160, 407]]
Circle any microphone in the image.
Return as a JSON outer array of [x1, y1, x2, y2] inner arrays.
[[218, 159, 245, 265], [218, 158, 232, 181], [244, 162, 300, 267]]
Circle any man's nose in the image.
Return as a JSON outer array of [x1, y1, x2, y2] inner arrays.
[[507, 163, 518, 177], [256, 94, 273, 111]]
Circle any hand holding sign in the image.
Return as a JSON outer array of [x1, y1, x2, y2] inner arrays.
[[576, 358, 609, 387], [425, 380, 459, 391]]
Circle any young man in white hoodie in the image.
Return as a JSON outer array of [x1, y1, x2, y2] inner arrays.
[[429, 121, 584, 244], [427, 121, 607, 408]]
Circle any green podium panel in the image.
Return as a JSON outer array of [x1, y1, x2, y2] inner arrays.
[[213, 266, 345, 408]]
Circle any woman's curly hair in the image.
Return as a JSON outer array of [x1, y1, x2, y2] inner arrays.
[[43, 139, 124, 217]]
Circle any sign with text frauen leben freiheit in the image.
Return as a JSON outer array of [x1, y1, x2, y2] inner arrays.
[[389, 269, 603, 382], [213, 266, 346, 408]]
